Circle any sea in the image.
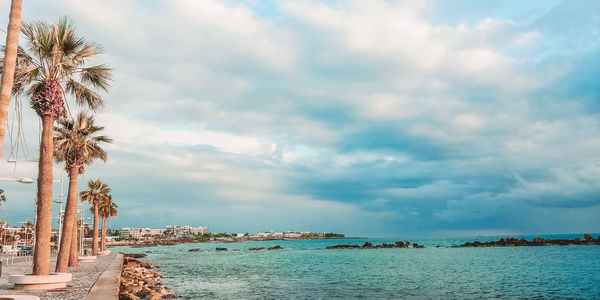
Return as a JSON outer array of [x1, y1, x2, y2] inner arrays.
[[113, 233, 600, 299]]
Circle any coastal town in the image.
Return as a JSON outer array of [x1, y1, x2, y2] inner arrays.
[[115, 226, 344, 243], [1, 220, 346, 254]]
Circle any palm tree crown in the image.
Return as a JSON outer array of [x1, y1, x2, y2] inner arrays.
[[80, 179, 110, 207], [54, 111, 112, 173], [98, 194, 118, 218], [6, 16, 112, 117]]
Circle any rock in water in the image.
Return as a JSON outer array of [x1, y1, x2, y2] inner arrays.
[[268, 246, 283, 250], [584, 233, 593, 240]]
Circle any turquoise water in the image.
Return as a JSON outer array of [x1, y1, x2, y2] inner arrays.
[[114, 234, 600, 299]]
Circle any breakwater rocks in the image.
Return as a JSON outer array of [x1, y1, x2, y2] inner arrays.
[[119, 254, 176, 300], [458, 234, 600, 248], [327, 241, 424, 249]]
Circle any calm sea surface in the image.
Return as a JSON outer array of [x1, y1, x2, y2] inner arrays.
[[113, 234, 600, 299]]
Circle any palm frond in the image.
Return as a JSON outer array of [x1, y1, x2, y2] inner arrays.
[[79, 65, 112, 92], [65, 79, 104, 110]]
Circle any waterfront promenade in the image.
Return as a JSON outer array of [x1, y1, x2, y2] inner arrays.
[[0, 253, 120, 299]]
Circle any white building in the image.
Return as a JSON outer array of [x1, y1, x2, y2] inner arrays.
[[165, 225, 208, 238], [130, 228, 165, 240], [189, 227, 208, 235]]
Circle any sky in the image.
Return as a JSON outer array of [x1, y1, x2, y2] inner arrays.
[[0, 0, 598, 237]]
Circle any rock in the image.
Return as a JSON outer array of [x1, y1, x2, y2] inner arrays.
[[268, 246, 283, 250], [326, 244, 361, 249], [124, 253, 147, 259], [119, 291, 141, 300], [147, 290, 164, 300], [188, 248, 201, 252], [120, 254, 176, 299], [140, 262, 155, 269], [363, 242, 374, 248], [249, 247, 264, 251], [216, 247, 228, 251], [584, 233, 593, 240]]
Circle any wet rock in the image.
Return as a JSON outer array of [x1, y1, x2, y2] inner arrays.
[[124, 253, 147, 259], [188, 248, 201, 252], [459, 236, 600, 247], [327, 241, 424, 249], [249, 247, 264, 251], [326, 244, 362, 249], [584, 233, 593, 240], [268, 246, 283, 250], [216, 247, 228, 251]]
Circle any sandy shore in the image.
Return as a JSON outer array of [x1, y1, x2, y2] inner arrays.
[[0, 253, 117, 299]]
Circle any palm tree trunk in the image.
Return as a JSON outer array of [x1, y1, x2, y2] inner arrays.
[[92, 205, 99, 255], [101, 216, 107, 252], [68, 220, 78, 267], [32, 115, 54, 275], [55, 166, 78, 272], [0, 0, 23, 158]]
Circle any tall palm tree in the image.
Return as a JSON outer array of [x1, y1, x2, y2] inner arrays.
[[5, 17, 112, 275], [97, 194, 117, 252], [53, 112, 111, 272], [80, 179, 110, 256], [0, 0, 23, 158]]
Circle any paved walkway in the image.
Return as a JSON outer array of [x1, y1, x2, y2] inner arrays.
[[0, 253, 118, 300], [86, 253, 122, 300]]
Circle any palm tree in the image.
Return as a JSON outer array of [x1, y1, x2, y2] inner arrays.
[[0, 0, 23, 158], [80, 179, 110, 256], [97, 194, 117, 252], [5, 17, 112, 275], [53, 112, 111, 272]]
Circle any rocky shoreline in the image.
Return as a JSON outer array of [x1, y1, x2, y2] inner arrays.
[[327, 241, 424, 249], [119, 254, 176, 300], [457, 234, 600, 248]]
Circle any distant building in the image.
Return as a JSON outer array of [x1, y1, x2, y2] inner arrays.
[[130, 228, 165, 240], [120, 228, 131, 240], [165, 225, 208, 238], [189, 227, 208, 236]]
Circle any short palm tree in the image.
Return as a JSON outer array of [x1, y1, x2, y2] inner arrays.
[[53, 112, 111, 272], [80, 179, 110, 256], [6, 17, 111, 275], [97, 194, 117, 252]]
